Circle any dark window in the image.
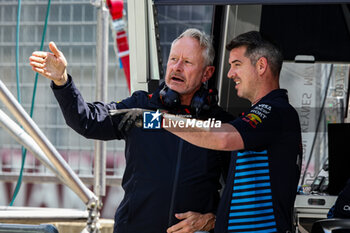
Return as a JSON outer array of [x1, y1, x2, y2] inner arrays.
[[156, 5, 214, 78], [260, 4, 350, 62]]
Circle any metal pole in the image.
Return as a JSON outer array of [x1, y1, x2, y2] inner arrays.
[[0, 109, 68, 185], [94, 2, 109, 199], [0, 80, 97, 205]]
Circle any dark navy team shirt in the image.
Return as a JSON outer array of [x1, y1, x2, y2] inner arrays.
[[215, 89, 302, 233], [51, 76, 234, 233]]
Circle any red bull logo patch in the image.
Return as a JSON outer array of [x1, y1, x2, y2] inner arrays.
[[243, 113, 262, 128]]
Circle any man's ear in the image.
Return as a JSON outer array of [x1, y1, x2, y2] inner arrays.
[[256, 57, 268, 76], [202, 66, 215, 83]]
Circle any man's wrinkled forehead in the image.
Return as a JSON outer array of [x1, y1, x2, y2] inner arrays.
[[170, 37, 204, 60]]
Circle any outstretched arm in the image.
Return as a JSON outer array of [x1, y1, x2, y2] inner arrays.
[[29, 41, 68, 86], [163, 113, 244, 151], [109, 109, 244, 151]]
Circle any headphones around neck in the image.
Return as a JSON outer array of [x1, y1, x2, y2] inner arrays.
[[159, 83, 218, 117]]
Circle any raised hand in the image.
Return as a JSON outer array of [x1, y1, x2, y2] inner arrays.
[[29, 41, 68, 86]]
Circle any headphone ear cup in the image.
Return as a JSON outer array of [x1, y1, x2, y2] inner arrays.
[[159, 85, 180, 108], [190, 87, 218, 116], [190, 88, 208, 112], [207, 88, 218, 108]]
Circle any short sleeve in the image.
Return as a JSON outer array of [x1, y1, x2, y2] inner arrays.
[[230, 102, 282, 150]]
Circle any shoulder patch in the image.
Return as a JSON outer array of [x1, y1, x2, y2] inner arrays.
[[250, 104, 272, 120], [242, 104, 272, 128]]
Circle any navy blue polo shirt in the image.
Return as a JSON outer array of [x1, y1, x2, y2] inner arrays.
[[215, 89, 302, 233]]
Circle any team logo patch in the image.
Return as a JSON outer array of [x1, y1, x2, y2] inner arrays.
[[143, 110, 162, 129], [243, 114, 261, 128], [243, 104, 271, 128], [246, 113, 262, 125]]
